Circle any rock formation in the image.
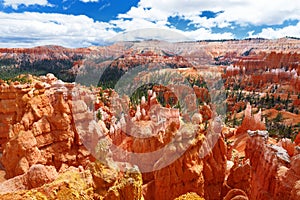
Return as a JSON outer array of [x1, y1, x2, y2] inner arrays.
[[245, 130, 300, 200], [0, 164, 58, 193], [0, 162, 143, 200], [223, 50, 300, 92], [236, 103, 266, 135], [223, 189, 249, 200], [0, 74, 95, 178], [225, 162, 251, 197], [93, 87, 227, 200], [1, 73, 298, 199], [0, 74, 230, 200], [0, 75, 144, 199], [0, 37, 299, 199]]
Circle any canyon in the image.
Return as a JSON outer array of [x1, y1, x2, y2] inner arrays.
[[0, 38, 299, 199]]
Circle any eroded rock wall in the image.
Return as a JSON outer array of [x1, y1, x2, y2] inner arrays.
[[245, 131, 300, 200], [0, 74, 93, 178]]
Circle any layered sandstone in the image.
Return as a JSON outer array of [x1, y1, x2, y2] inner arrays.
[[0, 74, 95, 179], [94, 88, 227, 200], [245, 130, 300, 200], [236, 103, 266, 135], [0, 38, 299, 200], [0, 75, 144, 199], [0, 74, 230, 200]]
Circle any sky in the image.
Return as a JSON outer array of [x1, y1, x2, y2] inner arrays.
[[0, 0, 299, 47]]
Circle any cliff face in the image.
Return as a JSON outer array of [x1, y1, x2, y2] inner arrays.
[[223, 51, 300, 92], [96, 88, 227, 200], [1, 40, 299, 102], [1, 74, 299, 200], [245, 130, 300, 200], [0, 74, 93, 178], [0, 75, 143, 199], [223, 101, 300, 200], [0, 46, 89, 60], [2, 38, 300, 82], [0, 74, 230, 200]]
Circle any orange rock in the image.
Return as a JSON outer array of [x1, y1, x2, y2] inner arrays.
[[291, 180, 300, 200], [223, 189, 248, 200], [2, 130, 38, 178], [0, 164, 58, 193], [108, 90, 227, 200], [245, 131, 300, 200], [279, 138, 295, 157], [294, 132, 300, 145], [236, 103, 266, 135], [0, 77, 93, 179], [226, 163, 251, 196]]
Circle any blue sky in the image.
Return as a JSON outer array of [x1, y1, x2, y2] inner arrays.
[[0, 0, 299, 47]]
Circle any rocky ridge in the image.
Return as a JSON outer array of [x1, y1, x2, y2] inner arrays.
[[0, 74, 240, 199], [0, 74, 143, 199]]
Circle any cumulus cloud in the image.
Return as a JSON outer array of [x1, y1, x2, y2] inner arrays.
[[184, 28, 234, 41], [248, 22, 300, 39], [0, 12, 116, 47], [109, 28, 191, 43], [1, 0, 300, 47], [118, 0, 300, 28], [109, 0, 300, 42], [3, 0, 52, 9], [109, 19, 234, 42]]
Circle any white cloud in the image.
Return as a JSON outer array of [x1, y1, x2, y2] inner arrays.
[[1, 0, 300, 47], [109, 28, 191, 43], [109, 18, 234, 42], [107, 0, 300, 42], [248, 22, 300, 39], [0, 12, 116, 47], [0, 8, 234, 47], [184, 28, 234, 41], [3, 0, 52, 9], [80, 0, 99, 3], [118, 0, 300, 29], [110, 18, 168, 32]]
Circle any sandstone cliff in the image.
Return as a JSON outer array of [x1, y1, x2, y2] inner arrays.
[[245, 130, 300, 200], [0, 74, 94, 178], [0, 74, 143, 199], [95, 88, 227, 200]]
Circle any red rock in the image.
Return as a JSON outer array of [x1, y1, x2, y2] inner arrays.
[[0, 39, 299, 199], [2, 130, 38, 178], [294, 132, 300, 145], [0, 164, 57, 193], [291, 180, 300, 200], [223, 189, 248, 200], [278, 138, 295, 157], [236, 103, 266, 135], [245, 130, 300, 200], [0, 77, 93, 179], [226, 162, 251, 196], [27, 164, 58, 189], [105, 89, 227, 200]]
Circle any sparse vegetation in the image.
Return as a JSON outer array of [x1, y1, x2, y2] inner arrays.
[[96, 110, 102, 121], [0, 55, 81, 82]]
